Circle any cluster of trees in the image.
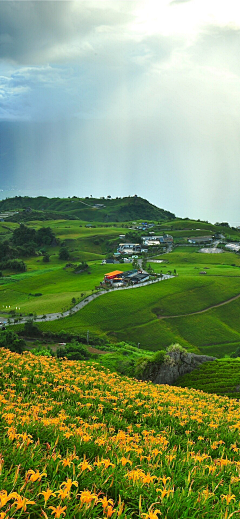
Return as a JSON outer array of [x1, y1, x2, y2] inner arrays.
[[12, 224, 56, 248], [0, 329, 26, 354], [0, 224, 57, 270], [56, 340, 91, 361], [0, 259, 26, 272]]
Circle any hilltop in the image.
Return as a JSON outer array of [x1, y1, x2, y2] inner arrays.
[[0, 195, 176, 222]]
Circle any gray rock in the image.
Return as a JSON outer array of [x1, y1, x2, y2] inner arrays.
[[141, 350, 216, 385]]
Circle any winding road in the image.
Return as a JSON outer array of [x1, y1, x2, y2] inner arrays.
[[4, 274, 174, 326]]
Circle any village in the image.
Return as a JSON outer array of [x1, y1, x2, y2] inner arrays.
[[100, 231, 174, 287]]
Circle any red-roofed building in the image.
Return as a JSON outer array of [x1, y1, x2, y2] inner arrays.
[[104, 270, 123, 282]]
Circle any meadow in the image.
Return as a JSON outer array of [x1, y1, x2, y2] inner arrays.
[[1, 349, 240, 518]]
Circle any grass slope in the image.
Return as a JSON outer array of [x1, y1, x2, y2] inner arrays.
[[176, 359, 240, 398], [37, 275, 240, 356], [1, 349, 240, 518], [0, 263, 132, 315]]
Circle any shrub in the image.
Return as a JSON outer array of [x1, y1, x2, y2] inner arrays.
[[230, 346, 240, 358], [31, 347, 53, 357], [166, 343, 187, 354], [134, 356, 150, 379], [56, 340, 92, 361], [42, 254, 50, 263], [59, 246, 70, 260], [152, 350, 166, 364]]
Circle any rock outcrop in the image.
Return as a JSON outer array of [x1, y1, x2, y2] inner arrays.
[[141, 349, 216, 385]]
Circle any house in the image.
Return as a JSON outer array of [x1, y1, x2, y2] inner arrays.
[[188, 236, 213, 244], [128, 273, 150, 284], [102, 259, 118, 265], [117, 243, 142, 254], [104, 270, 123, 282], [121, 270, 138, 279], [142, 235, 173, 246]]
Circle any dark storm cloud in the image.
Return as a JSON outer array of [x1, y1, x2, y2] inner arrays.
[[0, 1, 134, 64]]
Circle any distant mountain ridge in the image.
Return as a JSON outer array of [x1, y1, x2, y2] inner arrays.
[[0, 195, 176, 222]]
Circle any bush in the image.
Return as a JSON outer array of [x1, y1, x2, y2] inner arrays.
[[59, 246, 70, 260], [230, 346, 240, 358], [0, 259, 27, 272], [56, 340, 92, 361], [166, 343, 187, 354], [134, 356, 150, 379], [43, 254, 50, 263], [152, 350, 166, 364], [31, 347, 53, 357]]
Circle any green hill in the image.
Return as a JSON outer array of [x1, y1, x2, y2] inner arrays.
[[0, 195, 175, 222], [176, 358, 240, 398]]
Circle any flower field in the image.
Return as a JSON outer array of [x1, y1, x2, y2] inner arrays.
[[1, 351, 240, 518]]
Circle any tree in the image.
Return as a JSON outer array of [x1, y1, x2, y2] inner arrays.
[[0, 329, 26, 354], [23, 319, 41, 337], [56, 340, 91, 360], [59, 246, 70, 260], [12, 223, 36, 246], [132, 258, 140, 270], [42, 253, 50, 263], [147, 263, 153, 274], [36, 227, 55, 246], [142, 253, 147, 270]]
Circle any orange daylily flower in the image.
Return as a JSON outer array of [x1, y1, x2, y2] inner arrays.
[[49, 505, 67, 518]]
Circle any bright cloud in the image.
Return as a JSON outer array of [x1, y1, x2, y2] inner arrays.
[[0, 0, 240, 224]]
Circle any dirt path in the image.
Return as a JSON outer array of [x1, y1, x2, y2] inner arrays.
[[158, 292, 240, 320]]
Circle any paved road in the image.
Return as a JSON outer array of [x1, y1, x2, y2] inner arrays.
[[4, 274, 174, 326]]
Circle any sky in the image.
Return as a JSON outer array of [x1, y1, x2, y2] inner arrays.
[[0, 0, 240, 225]]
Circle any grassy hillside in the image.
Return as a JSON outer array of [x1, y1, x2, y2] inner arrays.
[[34, 273, 240, 356], [176, 358, 240, 398], [1, 349, 240, 518], [0, 262, 134, 315], [0, 195, 175, 222], [0, 207, 240, 358]]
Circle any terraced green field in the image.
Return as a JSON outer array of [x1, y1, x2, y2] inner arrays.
[[176, 359, 240, 398], [37, 274, 240, 356]]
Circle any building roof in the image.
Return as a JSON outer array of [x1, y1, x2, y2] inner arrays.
[[104, 270, 123, 279]]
